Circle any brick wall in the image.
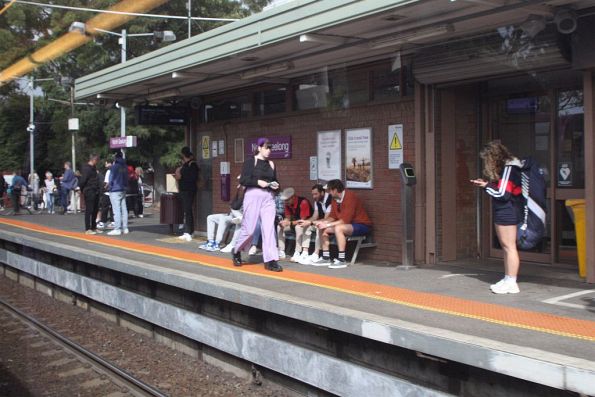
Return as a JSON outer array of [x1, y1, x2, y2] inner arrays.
[[197, 99, 415, 264]]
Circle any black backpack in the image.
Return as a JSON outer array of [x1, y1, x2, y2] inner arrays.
[[516, 157, 547, 250]]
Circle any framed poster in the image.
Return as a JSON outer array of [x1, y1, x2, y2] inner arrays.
[[234, 138, 244, 163], [317, 130, 342, 181], [345, 128, 373, 189]]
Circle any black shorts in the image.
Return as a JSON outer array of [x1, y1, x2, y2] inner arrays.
[[493, 199, 522, 226]]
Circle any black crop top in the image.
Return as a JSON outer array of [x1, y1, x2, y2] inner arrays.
[[239, 156, 278, 188]]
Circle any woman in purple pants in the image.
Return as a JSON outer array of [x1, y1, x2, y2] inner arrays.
[[232, 138, 282, 272]]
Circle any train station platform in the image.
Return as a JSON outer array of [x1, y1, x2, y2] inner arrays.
[[0, 211, 593, 396]]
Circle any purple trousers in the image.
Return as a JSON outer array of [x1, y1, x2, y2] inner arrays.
[[234, 187, 279, 262]]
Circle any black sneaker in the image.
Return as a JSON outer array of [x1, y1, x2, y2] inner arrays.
[[264, 260, 283, 272], [232, 249, 242, 267]]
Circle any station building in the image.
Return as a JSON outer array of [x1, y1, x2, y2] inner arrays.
[[75, 0, 595, 282]]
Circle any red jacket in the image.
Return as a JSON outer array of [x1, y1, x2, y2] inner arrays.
[[329, 190, 372, 226]]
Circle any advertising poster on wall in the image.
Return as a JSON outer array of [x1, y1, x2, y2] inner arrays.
[[345, 128, 373, 189], [317, 130, 342, 181]]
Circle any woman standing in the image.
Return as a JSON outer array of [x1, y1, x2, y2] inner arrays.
[[471, 141, 523, 294], [232, 138, 282, 272]]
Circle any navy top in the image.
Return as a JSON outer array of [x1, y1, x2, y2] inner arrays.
[[240, 157, 277, 188]]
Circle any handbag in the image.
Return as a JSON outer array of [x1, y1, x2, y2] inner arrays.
[[230, 187, 244, 210]]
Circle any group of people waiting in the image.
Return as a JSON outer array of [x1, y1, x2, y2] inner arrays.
[[197, 137, 373, 273]]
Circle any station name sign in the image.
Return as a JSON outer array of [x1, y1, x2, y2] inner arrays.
[[110, 136, 137, 149]]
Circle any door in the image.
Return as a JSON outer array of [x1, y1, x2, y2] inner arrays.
[[488, 88, 584, 264]]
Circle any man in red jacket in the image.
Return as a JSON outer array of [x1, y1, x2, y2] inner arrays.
[[313, 179, 372, 269]]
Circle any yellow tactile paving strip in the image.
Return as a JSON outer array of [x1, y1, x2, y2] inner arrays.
[[1, 217, 594, 342]]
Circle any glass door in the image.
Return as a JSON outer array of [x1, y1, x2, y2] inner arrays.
[[489, 94, 552, 262], [488, 88, 585, 265]]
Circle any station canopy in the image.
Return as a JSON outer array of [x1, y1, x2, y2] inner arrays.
[[75, 0, 591, 103]]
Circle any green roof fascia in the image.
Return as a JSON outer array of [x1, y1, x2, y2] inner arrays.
[[75, 0, 418, 100]]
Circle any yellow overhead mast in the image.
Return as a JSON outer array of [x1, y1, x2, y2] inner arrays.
[[0, 0, 170, 86]]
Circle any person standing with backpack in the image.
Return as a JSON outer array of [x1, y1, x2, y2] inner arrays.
[[471, 141, 523, 294]]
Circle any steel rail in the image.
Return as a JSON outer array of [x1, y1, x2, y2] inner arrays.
[[0, 296, 168, 397]]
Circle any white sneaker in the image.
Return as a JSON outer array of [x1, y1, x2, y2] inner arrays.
[[85, 230, 97, 235], [178, 233, 192, 242], [328, 259, 348, 269], [298, 253, 317, 265], [107, 229, 122, 236], [123, 228, 130, 234], [138, 214, 144, 218], [278, 250, 286, 259], [248, 245, 259, 255], [290, 251, 302, 262], [96, 222, 105, 229], [107, 222, 116, 229], [310, 256, 332, 267], [490, 281, 520, 294], [489, 278, 506, 290], [220, 244, 234, 253]]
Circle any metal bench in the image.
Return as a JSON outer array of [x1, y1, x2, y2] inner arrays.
[[327, 234, 376, 265]]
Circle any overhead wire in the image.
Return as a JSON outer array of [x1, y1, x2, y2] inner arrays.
[[0, 0, 238, 21]]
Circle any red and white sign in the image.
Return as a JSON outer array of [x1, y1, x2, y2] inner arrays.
[[109, 136, 137, 149]]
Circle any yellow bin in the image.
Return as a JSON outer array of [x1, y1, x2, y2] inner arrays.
[[565, 199, 586, 278]]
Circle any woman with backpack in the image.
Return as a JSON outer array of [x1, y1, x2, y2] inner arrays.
[[471, 140, 523, 294]]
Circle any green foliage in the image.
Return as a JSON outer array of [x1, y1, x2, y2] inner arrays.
[[0, 0, 270, 176]]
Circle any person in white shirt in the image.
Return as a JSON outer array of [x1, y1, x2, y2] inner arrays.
[[42, 171, 56, 213], [295, 184, 333, 265]]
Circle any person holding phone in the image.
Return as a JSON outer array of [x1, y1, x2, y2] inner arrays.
[[471, 140, 523, 294], [231, 138, 282, 272]]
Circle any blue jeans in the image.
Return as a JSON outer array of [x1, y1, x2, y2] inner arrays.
[[44, 191, 54, 213], [109, 191, 128, 231]]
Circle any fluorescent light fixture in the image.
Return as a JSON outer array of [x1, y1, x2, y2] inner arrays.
[[96, 93, 119, 99], [146, 88, 182, 101], [369, 25, 454, 49], [240, 62, 293, 79], [299, 34, 348, 46], [171, 71, 209, 79]]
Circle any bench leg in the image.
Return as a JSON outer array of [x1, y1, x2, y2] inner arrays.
[[350, 238, 363, 266]]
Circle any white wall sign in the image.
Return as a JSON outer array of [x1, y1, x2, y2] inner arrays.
[[211, 141, 218, 157], [218, 140, 225, 155], [388, 124, 404, 169], [317, 130, 341, 182], [68, 118, 79, 131], [309, 156, 318, 180]]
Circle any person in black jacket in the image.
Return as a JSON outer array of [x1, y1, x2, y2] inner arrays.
[[79, 154, 101, 234], [175, 146, 199, 241], [471, 141, 523, 294]]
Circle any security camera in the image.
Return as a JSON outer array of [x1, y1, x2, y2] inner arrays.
[[26, 124, 35, 132], [554, 9, 577, 34]]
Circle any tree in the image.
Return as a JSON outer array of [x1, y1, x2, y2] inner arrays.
[[0, 0, 270, 182]]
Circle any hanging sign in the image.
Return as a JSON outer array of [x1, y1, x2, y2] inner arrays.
[[109, 136, 137, 148]]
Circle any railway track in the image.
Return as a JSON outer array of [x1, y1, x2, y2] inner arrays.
[[0, 296, 168, 397]]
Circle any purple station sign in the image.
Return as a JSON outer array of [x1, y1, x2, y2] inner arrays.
[[245, 136, 292, 159], [109, 136, 137, 149]]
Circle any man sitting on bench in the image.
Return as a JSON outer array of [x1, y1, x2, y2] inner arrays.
[[312, 179, 372, 269], [277, 187, 313, 261], [295, 184, 333, 265]]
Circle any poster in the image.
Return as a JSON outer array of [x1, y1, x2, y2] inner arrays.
[[388, 124, 403, 169], [345, 128, 373, 189], [317, 130, 341, 181]]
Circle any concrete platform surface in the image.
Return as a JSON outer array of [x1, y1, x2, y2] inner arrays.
[[0, 211, 594, 394]]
